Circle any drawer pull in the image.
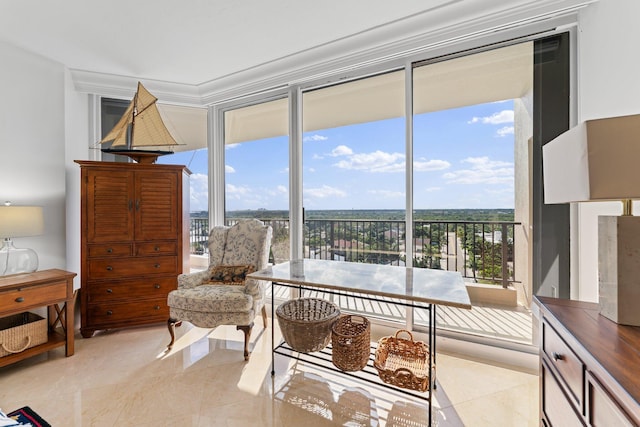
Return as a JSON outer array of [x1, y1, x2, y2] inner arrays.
[[154, 305, 160, 310], [106, 266, 113, 271], [15, 297, 24, 303], [106, 289, 113, 293], [154, 246, 160, 251], [106, 310, 113, 316], [552, 352, 564, 361], [154, 263, 160, 268], [154, 284, 161, 289], [107, 248, 113, 253]]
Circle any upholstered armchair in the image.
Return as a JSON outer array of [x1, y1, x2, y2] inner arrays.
[[167, 219, 273, 360]]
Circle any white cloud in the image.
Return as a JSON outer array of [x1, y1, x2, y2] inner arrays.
[[304, 134, 328, 142], [308, 167, 315, 173], [305, 185, 347, 198], [225, 165, 235, 173], [334, 150, 404, 172], [414, 158, 451, 171], [331, 145, 353, 156], [425, 187, 442, 192], [468, 110, 514, 125], [496, 126, 514, 137], [225, 183, 252, 199], [189, 173, 209, 211], [443, 156, 514, 185], [276, 185, 288, 194]]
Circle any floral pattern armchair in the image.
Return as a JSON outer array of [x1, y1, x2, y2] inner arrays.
[[167, 219, 272, 360]]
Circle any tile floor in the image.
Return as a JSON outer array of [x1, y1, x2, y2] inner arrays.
[[0, 320, 539, 426]]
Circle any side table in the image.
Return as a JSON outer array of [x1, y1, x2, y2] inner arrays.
[[0, 269, 77, 368]]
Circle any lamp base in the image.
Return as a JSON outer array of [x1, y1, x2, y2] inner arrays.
[[598, 216, 640, 326], [0, 238, 39, 276]]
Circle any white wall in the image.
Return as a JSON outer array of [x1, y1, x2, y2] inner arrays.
[[574, 0, 640, 301], [0, 41, 67, 274]]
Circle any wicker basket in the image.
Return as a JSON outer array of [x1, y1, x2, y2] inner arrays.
[[0, 312, 47, 357], [276, 298, 340, 353], [373, 329, 431, 392], [331, 315, 370, 371]]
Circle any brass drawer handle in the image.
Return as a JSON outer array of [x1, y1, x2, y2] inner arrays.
[[106, 289, 113, 293], [106, 248, 113, 253], [15, 297, 24, 303], [552, 352, 564, 361], [154, 284, 161, 289], [154, 305, 160, 310], [154, 263, 160, 268], [154, 246, 160, 251], [106, 310, 113, 316], [106, 266, 113, 271]]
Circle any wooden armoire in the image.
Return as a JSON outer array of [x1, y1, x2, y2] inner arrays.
[[76, 160, 190, 338]]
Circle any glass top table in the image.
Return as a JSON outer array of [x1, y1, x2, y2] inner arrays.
[[249, 258, 471, 309]]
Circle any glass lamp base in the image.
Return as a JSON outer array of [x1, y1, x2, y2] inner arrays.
[[0, 238, 39, 276]]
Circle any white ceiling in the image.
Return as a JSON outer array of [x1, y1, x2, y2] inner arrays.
[[0, 0, 593, 102]]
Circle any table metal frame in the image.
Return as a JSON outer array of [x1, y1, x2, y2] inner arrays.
[[270, 281, 437, 426]]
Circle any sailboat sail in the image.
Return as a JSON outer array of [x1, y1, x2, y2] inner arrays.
[[100, 82, 178, 163]]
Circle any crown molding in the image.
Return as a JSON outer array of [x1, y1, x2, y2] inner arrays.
[[71, 0, 595, 106]]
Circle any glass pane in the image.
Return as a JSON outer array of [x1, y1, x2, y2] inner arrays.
[[224, 98, 290, 265], [302, 70, 406, 322], [412, 42, 534, 345]]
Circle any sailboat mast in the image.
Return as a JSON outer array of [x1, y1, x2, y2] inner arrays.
[[128, 89, 139, 150]]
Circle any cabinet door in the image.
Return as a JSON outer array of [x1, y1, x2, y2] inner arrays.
[[134, 170, 180, 241], [586, 372, 635, 427], [542, 361, 585, 427], [86, 169, 135, 243]]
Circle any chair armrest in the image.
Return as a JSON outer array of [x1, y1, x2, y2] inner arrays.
[[243, 277, 269, 300], [177, 270, 210, 289]]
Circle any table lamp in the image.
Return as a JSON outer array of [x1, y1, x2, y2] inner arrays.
[[0, 202, 44, 276], [543, 113, 640, 326]]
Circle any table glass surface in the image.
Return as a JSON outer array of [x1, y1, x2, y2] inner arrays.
[[249, 259, 471, 309]]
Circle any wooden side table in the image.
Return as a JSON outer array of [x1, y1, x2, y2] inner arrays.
[[0, 269, 77, 368]]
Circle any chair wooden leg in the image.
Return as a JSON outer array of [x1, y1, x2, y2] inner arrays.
[[237, 323, 254, 361], [261, 305, 268, 328], [166, 318, 182, 351]]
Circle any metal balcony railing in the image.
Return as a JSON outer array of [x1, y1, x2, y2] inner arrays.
[[188, 217, 519, 288]]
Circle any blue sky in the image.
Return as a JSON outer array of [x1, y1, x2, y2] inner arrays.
[[160, 100, 515, 212]]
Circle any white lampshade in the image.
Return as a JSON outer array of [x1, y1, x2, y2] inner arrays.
[[0, 205, 44, 238], [543, 113, 640, 204]]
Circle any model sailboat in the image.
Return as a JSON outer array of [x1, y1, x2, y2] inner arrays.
[[100, 82, 179, 164]]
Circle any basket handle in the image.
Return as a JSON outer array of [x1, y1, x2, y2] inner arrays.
[[394, 329, 414, 342], [1, 336, 32, 354], [392, 367, 417, 378]]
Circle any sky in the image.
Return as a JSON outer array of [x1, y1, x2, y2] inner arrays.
[[159, 100, 515, 212]]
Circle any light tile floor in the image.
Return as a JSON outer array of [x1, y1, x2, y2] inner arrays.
[[0, 321, 539, 426]]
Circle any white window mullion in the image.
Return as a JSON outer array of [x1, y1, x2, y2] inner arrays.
[[289, 86, 304, 261]]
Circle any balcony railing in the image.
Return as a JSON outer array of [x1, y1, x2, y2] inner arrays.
[[189, 217, 519, 288]]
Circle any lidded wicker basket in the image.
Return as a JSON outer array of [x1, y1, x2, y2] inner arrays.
[[331, 315, 370, 371], [373, 329, 431, 392], [276, 298, 340, 353]]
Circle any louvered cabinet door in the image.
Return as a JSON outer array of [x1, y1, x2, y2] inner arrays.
[[134, 169, 180, 241], [85, 169, 135, 243]]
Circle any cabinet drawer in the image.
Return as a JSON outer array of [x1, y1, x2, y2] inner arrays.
[[136, 241, 177, 256], [87, 298, 169, 325], [88, 256, 178, 279], [543, 320, 584, 409], [586, 371, 636, 427], [86, 276, 176, 303], [542, 361, 585, 427], [88, 243, 133, 258], [0, 281, 67, 312]]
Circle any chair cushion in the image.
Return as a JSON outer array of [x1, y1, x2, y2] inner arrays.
[[168, 285, 253, 313], [205, 264, 255, 285]]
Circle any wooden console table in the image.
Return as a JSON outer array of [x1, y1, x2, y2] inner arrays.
[[0, 269, 76, 368], [537, 296, 640, 426], [249, 259, 471, 426]]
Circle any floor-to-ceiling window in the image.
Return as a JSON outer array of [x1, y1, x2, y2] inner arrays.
[[223, 97, 291, 264], [411, 42, 534, 344]]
